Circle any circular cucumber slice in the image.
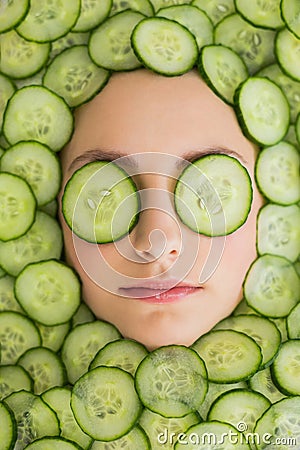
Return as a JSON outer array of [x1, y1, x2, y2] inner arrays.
[[0, 172, 36, 242], [131, 17, 198, 76], [15, 260, 81, 326], [0, 0, 29, 33], [0, 365, 33, 401], [0, 141, 62, 206], [16, 0, 81, 42], [72, 0, 112, 32], [0, 402, 16, 450], [255, 141, 300, 205], [89, 425, 150, 449], [43, 45, 110, 108], [135, 345, 208, 418], [254, 397, 300, 450], [3, 86, 74, 152], [192, 330, 262, 383], [62, 161, 140, 244], [71, 366, 142, 441], [235, 77, 290, 146], [244, 254, 300, 318], [235, 0, 283, 29], [272, 340, 300, 395], [276, 28, 300, 82], [281, 0, 300, 38], [174, 154, 252, 237], [89, 10, 144, 71]]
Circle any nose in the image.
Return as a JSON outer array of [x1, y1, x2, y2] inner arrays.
[[130, 188, 182, 265]]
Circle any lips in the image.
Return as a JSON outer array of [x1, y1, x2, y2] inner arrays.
[[118, 281, 202, 303]]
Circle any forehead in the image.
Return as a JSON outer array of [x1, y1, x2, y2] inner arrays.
[[60, 69, 256, 171]]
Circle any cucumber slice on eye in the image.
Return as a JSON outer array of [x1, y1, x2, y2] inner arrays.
[[192, 330, 262, 383], [15, 260, 81, 326], [0, 172, 36, 242], [235, 77, 290, 146], [89, 10, 145, 71], [198, 44, 248, 105], [0, 0, 29, 33], [71, 366, 143, 441], [255, 141, 300, 205], [16, 0, 81, 43], [244, 254, 300, 318], [0, 30, 50, 80], [0, 141, 62, 206], [43, 45, 110, 108], [62, 161, 140, 244], [3, 86, 74, 152], [131, 17, 198, 76], [135, 345, 208, 418], [174, 154, 252, 237], [257, 204, 300, 263]]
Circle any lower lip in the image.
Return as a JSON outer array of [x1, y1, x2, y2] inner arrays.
[[118, 287, 201, 304]]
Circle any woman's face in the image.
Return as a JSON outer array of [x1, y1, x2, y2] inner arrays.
[[59, 69, 263, 349]]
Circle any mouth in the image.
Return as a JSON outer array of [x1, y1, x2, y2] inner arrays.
[[118, 281, 203, 304]]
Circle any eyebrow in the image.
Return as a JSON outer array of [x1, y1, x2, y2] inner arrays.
[[67, 146, 247, 172]]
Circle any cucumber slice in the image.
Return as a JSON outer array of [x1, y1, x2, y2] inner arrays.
[[61, 320, 121, 384], [72, 0, 112, 32], [151, 0, 192, 12], [244, 254, 300, 318], [0, 173, 36, 242], [235, 0, 283, 30], [174, 154, 252, 237], [89, 425, 150, 449], [0, 275, 24, 314], [17, 0, 81, 43], [281, 0, 300, 38], [0, 74, 15, 131], [139, 409, 200, 450], [255, 142, 300, 205], [156, 5, 213, 50], [174, 421, 250, 449], [254, 397, 300, 449], [15, 260, 81, 326], [272, 340, 300, 396], [0, 401, 17, 450], [248, 366, 286, 403], [208, 389, 270, 432], [215, 13, 275, 74], [214, 314, 281, 369], [89, 10, 144, 71], [198, 44, 248, 105], [23, 437, 82, 450], [0, 30, 50, 80], [17, 347, 66, 395], [4, 390, 60, 448], [71, 366, 142, 441], [0, 0, 29, 33], [0, 365, 33, 401], [192, 0, 235, 25], [3, 86, 74, 152], [0, 141, 62, 206], [90, 339, 148, 376], [42, 387, 92, 449], [0, 312, 41, 364], [276, 28, 300, 82], [131, 17, 198, 76], [235, 77, 290, 146], [287, 303, 300, 339], [198, 380, 247, 420], [43, 45, 110, 108], [192, 330, 262, 383], [257, 204, 300, 262], [62, 161, 140, 244], [135, 345, 208, 418], [37, 322, 70, 352], [257, 63, 300, 124], [110, 0, 154, 16], [0, 211, 63, 277]]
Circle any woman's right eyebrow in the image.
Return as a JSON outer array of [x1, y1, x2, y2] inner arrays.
[[67, 148, 135, 172]]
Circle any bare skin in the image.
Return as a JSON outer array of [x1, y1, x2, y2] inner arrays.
[[59, 69, 263, 350]]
